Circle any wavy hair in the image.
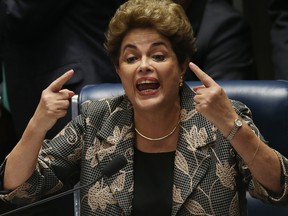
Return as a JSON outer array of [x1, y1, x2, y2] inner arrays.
[[105, 0, 196, 67]]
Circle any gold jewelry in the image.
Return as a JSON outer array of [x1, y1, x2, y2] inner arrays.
[[135, 118, 181, 141], [247, 138, 261, 167], [179, 76, 183, 87]]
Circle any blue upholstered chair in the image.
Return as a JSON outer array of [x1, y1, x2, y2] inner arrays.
[[71, 80, 288, 215]]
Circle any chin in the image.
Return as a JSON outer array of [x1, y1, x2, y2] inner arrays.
[[134, 97, 165, 112]]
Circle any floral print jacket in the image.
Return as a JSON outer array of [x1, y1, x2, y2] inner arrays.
[[1, 84, 288, 215]]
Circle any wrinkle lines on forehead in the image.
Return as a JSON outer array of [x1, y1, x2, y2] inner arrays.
[[120, 28, 172, 52], [121, 41, 170, 53]]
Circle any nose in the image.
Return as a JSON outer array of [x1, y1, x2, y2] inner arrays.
[[138, 57, 152, 73]]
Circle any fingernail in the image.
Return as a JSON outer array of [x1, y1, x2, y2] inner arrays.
[[189, 62, 196, 67]]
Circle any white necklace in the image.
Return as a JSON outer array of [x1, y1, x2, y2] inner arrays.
[[134, 118, 181, 141]]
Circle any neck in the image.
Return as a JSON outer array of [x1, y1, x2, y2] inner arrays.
[[134, 125, 180, 153], [135, 117, 180, 141], [134, 104, 180, 131], [133, 106, 181, 153]]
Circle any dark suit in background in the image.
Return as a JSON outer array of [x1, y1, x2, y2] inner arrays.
[[188, 0, 256, 80], [0, 1, 123, 215], [0, 0, 122, 141], [0, 0, 255, 142], [0, 0, 255, 215], [269, 0, 288, 80]]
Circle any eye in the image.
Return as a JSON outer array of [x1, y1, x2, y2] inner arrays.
[[152, 54, 165, 62], [126, 55, 138, 64]]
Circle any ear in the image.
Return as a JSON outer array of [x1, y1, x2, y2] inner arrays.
[[115, 66, 120, 75], [180, 58, 189, 76]]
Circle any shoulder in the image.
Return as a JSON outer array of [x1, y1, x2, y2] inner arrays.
[[204, 0, 244, 22], [79, 95, 130, 120], [80, 94, 127, 111], [196, 0, 249, 41]]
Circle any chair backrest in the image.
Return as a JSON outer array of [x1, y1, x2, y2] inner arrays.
[[72, 80, 288, 157]]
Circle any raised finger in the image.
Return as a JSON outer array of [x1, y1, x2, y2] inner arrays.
[[48, 70, 74, 92], [189, 62, 216, 88]]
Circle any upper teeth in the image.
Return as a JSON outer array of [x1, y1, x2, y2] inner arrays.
[[138, 80, 157, 84]]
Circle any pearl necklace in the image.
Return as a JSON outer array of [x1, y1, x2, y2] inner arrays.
[[134, 118, 181, 141]]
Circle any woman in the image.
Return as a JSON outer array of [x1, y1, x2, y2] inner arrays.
[[1, 0, 287, 215]]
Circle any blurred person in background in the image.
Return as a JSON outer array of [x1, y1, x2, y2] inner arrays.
[[269, 0, 288, 80]]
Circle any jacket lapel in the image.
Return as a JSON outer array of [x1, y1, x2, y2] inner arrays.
[[171, 84, 216, 215], [172, 133, 213, 215], [95, 97, 135, 215], [96, 140, 135, 216]]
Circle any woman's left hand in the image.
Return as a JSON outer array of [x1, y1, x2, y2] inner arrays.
[[189, 62, 283, 194], [189, 62, 238, 137]]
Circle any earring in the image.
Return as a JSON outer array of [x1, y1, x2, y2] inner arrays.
[[179, 76, 183, 87]]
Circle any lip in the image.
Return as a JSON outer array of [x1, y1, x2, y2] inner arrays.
[[136, 77, 160, 96]]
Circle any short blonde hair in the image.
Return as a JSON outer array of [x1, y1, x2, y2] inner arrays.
[[105, 0, 196, 67]]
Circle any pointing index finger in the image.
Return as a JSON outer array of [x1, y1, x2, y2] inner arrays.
[[48, 70, 74, 92], [189, 62, 216, 88]]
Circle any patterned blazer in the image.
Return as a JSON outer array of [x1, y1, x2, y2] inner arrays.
[[1, 84, 288, 215]]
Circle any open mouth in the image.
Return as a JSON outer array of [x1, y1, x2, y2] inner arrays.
[[136, 80, 160, 92]]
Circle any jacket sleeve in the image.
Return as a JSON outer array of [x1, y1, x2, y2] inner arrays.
[[233, 100, 288, 206], [0, 113, 85, 206]]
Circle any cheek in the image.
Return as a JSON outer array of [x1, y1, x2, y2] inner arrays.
[[117, 67, 135, 92], [165, 69, 182, 85], [164, 71, 183, 94], [117, 65, 132, 80]]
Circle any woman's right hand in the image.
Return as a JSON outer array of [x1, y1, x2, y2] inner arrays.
[[4, 70, 75, 190], [30, 70, 75, 133]]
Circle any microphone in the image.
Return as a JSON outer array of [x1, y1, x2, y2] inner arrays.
[[0, 155, 127, 216]]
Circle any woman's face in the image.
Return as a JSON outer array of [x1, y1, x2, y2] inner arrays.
[[116, 28, 186, 112]]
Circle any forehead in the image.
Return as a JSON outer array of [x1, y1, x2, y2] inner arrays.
[[121, 28, 171, 49]]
